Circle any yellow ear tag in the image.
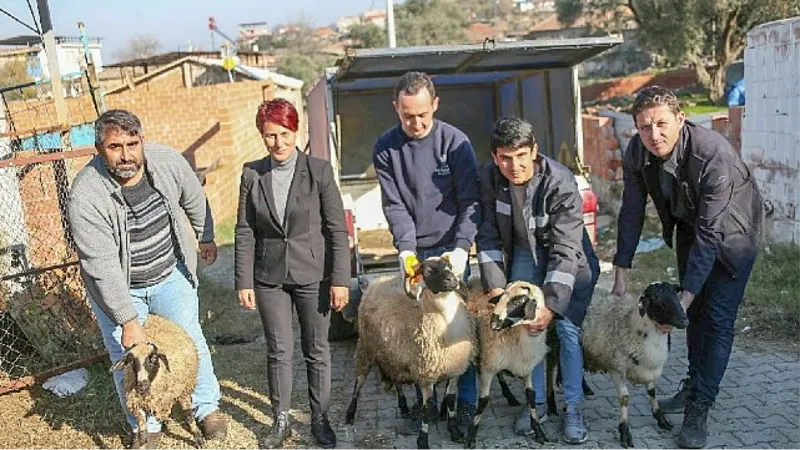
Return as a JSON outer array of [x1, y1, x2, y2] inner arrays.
[[405, 255, 420, 278]]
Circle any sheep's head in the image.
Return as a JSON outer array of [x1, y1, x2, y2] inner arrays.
[[109, 342, 171, 395], [639, 282, 688, 331], [491, 281, 544, 331], [404, 256, 466, 304]]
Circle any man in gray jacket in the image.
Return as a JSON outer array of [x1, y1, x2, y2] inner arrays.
[[69, 109, 227, 448]]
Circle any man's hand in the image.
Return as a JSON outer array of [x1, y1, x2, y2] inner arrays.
[[199, 241, 218, 266], [398, 251, 417, 278], [680, 289, 696, 311], [524, 305, 554, 336], [612, 266, 629, 297], [330, 285, 350, 312], [238, 288, 256, 311], [443, 248, 469, 277], [121, 319, 147, 350]]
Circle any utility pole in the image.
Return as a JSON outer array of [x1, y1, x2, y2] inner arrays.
[[37, 0, 68, 129], [386, 0, 397, 48]]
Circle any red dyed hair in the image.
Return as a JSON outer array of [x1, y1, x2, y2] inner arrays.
[[256, 98, 299, 134]]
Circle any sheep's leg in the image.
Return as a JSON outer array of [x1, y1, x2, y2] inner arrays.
[[497, 372, 521, 406], [647, 381, 673, 430], [441, 377, 461, 442], [611, 372, 634, 448], [417, 384, 434, 449], [464, 370, 493, 449], [524, 372, 549, 444], [133, 409, 148, 447], [438, 379, 450, 422], [345, 366, 372, 425], [546, 351, 559, 416], [582, 376, 595, 396], [396, 382, 411, 419], [179, 394, 205, 448]]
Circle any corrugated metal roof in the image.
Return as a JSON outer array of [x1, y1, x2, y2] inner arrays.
[[335, 37, 623, 81]]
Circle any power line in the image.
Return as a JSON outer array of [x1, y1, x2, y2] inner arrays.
[[0, 6, 40, 34], [26, 0, 42, 35]]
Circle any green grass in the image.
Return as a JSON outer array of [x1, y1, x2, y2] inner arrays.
[[678, 93, 729, 116], [215, 219, 236, 246], [628, 243, 800, 342]]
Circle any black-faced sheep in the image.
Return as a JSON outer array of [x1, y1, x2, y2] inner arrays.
[[345, 256, 476, 449], [463, 280, 551, 449], [110, 314, 203, 448], [548, 281, 688, 448]]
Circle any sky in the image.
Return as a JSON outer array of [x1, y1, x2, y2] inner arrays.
[[1, 0, 386, 63]]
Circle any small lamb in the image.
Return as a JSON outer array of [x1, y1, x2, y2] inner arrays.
[[578, 281, 688, 448], [110, 314, 203, 448], [464, 280, 550, 449]]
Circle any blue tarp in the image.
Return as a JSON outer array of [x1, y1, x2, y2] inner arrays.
[[726, 79, 745, 107], [18, 123, 95, 150]]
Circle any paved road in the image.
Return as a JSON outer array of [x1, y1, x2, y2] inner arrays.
[[202, 252, 800, 449]]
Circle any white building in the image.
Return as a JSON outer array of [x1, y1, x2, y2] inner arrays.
[[741, 17, 800, 243]]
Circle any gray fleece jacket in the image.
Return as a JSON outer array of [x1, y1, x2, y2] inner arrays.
[[68, 144, 214, 325]]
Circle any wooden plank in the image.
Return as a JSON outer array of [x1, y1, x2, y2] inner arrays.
[[0, 146, 96, 169]]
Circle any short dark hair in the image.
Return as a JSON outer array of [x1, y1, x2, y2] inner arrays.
[[490, 117, 537, 153], [394, 71, 436, 100], [95, 109, 142, 148], [630, 86, 681, 122]]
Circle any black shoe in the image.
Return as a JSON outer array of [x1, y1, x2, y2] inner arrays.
[[311, 413, 337, 449], [261, 411, 292, 449], [677, 402, 709, 449], [660, 377, 695, 414]]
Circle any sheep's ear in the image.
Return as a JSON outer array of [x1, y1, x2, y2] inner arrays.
[[157, 353, 171, 373], [456, 279, 469, 300], [639, 294, 651, 318], [110, 352, 131, 372], [488, 293, 503, 305]]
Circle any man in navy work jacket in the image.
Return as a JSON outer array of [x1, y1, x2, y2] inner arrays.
[[476, 117, 599, 444], [373, 71, 481, 439], [612, 86, 764, 449]]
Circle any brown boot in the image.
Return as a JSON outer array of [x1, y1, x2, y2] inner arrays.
[[198, 410, 228, 440], [130, 432, 162, 449]]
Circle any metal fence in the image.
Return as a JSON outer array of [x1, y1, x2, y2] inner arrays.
[[0, 82, 105, 394]]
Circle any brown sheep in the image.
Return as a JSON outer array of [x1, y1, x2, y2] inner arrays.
[[110, 314, 203, 448]]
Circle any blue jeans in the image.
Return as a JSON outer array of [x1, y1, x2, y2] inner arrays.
[[510, 246, 586, 407], [677, 236, 757, 408], [413, 245, 478, 407], [91, 263, 221, 433]]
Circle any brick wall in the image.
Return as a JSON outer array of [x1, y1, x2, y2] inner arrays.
[[106, 79, 277, 224], [4, 95, 98, 135], [741, 18, 800, 243], [582, 114, 622, 181], [582, 68, 698, 102]]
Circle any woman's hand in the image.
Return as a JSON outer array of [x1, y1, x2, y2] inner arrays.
[[238, 289, 256, 310], [330, 285, 349, 312]]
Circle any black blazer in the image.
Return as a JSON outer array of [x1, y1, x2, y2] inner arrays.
[[614, 121, 764, 295], [234, 151, 350, 289]]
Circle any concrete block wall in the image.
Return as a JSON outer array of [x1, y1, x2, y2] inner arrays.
[[741, 17, 800, 243]]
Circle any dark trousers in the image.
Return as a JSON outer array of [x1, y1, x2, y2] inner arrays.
[[676, 226, 757, 408], [254, 280, 332, 416]]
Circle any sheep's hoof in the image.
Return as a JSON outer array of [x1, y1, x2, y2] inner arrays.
[[546, 395, 559, 416], [654, 409, 673, 430], [137, 431, 148, 447], [345, 400, 357, 425], [194, 435, 206, 448], [531, 420, 548, 444], [463, 426, 478, 449], [582, 377, 595, 397], [447, 418, 464, 443], [416, 431, 430, 449], [619, 422, 634, 448]]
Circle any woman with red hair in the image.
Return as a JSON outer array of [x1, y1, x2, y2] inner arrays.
[[234, 98, 349, 449]]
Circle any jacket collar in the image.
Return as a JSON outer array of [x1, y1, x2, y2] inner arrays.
[[257, 148, 308, 231]]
